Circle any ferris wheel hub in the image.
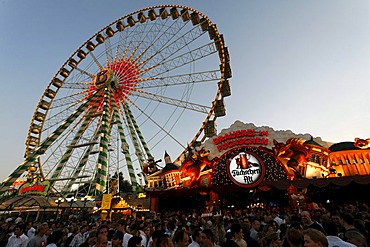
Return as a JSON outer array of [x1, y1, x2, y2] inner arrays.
[[94, 69, 114, 89]]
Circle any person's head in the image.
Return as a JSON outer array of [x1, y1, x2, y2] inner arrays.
[[339, 212, 354, 227], [202, 228, 215, 243], [127, 235, 142, 247], [230, 223, 243, 240], [37, 222, 49, 236], [263, 232, 281, 247], [191, 228, 203, 244], [301, 211, 313, 226], [344, 230, 368, 247], [330, 212, 341, 227], [80, 224, 88, 234], [173, 229, 189, 247], [86, 231, 97, 246], [302, 228, 328, 247], [156, 234, 173, 247], [97, 225, 109, 237], [251, 218, 261, 230], [96, 234, 108, 247], [285, 228, 303, 247], [14, 224, 25, 237], [111, 231, 123, 247]]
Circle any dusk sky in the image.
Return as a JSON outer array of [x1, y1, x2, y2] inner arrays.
[[0, 0, 369, 182]]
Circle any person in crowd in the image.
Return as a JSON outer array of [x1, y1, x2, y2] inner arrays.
[[188, 228, 203, 247], [242, 223, 259, 247], [27, 222, 48, 247], [339, 211, 367, 244], [173, 229, 189, 247], [116, 220, 132, 247], [79, 231, 97, 247], [26, 222, 36, 239], [283, 227, 303, 247], [6, 223, 29, 247], [96, 225, 111, 247], [321, 219, 355, 247], [302, 228, 328, 247], [271, 210, 285, 227], [301, 211, 324, 233], [70, 225, 88, 247], [202, 228, 220, 247], [344, 231, 368, 247], [249, 218, 261, 240], [230, 223, 246, 247], [46, 230, 63, 247], [156, 234, 173, 247], [95, 235, 108, 247], [110, 231, 123, 247], [127, 235, 142, 247]]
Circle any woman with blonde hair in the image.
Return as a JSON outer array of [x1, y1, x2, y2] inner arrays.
[[302, 229, 328, 247]]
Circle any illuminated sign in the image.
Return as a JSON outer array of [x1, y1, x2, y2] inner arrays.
[[101, 194, 113, 210], [213, 129, 269, 152], [18, 181, 50, 196], [227, 151, 265, 188], [138, 193, 147, 198]]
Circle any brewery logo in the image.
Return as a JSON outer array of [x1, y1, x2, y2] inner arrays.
[[227, 151, 265, 188]]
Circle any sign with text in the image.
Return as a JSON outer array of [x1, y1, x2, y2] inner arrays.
[[213, 129, 269, 152], [18, 181, 50, 196], [227, 150, 265, 188]]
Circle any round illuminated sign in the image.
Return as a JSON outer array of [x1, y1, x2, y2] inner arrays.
[[227, 151, 265, 188]]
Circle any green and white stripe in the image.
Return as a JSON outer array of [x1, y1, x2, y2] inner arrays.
[[0, 92, 98, 196], [123, 104, 151, 184], [111, 100, 139, 191], [63, 102, 102, 195], [95, 88, 111, 194]]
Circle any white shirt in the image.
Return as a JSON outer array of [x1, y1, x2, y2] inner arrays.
[[188, 241, 201, 247], [122, 233, 133, 247], [27, 227, 35, 239], [327, 236, 356, 247], [6, 233, 29, 247]]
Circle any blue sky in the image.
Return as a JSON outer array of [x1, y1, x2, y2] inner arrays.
[[0, 0, 369, 182]]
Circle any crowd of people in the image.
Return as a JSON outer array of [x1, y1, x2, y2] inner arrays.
[[0, 201, 369, 247]]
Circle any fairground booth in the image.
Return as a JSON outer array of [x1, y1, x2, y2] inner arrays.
[[145, 121, 370, 212]]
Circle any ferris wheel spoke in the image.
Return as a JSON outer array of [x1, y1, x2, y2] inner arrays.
[[138, 70, 220, 89], [130, 14, 185, 64], [120, 95, 186, 149], [138, 19, 204, 69], [49, 99, 101, 185], [89, 51, 104, 71], [72, 67, 95, 79], [50, 90, 89, 109], [61, 81, 91, 90], [63, 128, 101, 194], [43, 93, 102, 132], [131, 89, 210, 114], [104, 38, 114, 66], [141, 42, 217, 78]]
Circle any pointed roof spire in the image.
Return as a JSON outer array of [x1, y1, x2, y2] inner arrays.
[[164, 150, 172, 164]]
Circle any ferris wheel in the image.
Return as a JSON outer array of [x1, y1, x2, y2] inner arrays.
[[0, 5, 231, 197]]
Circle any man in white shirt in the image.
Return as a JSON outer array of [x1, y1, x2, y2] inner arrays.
[[322, 219, 356, 247], [6, 224, 29, 247], [26, 222, 35, 239]]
